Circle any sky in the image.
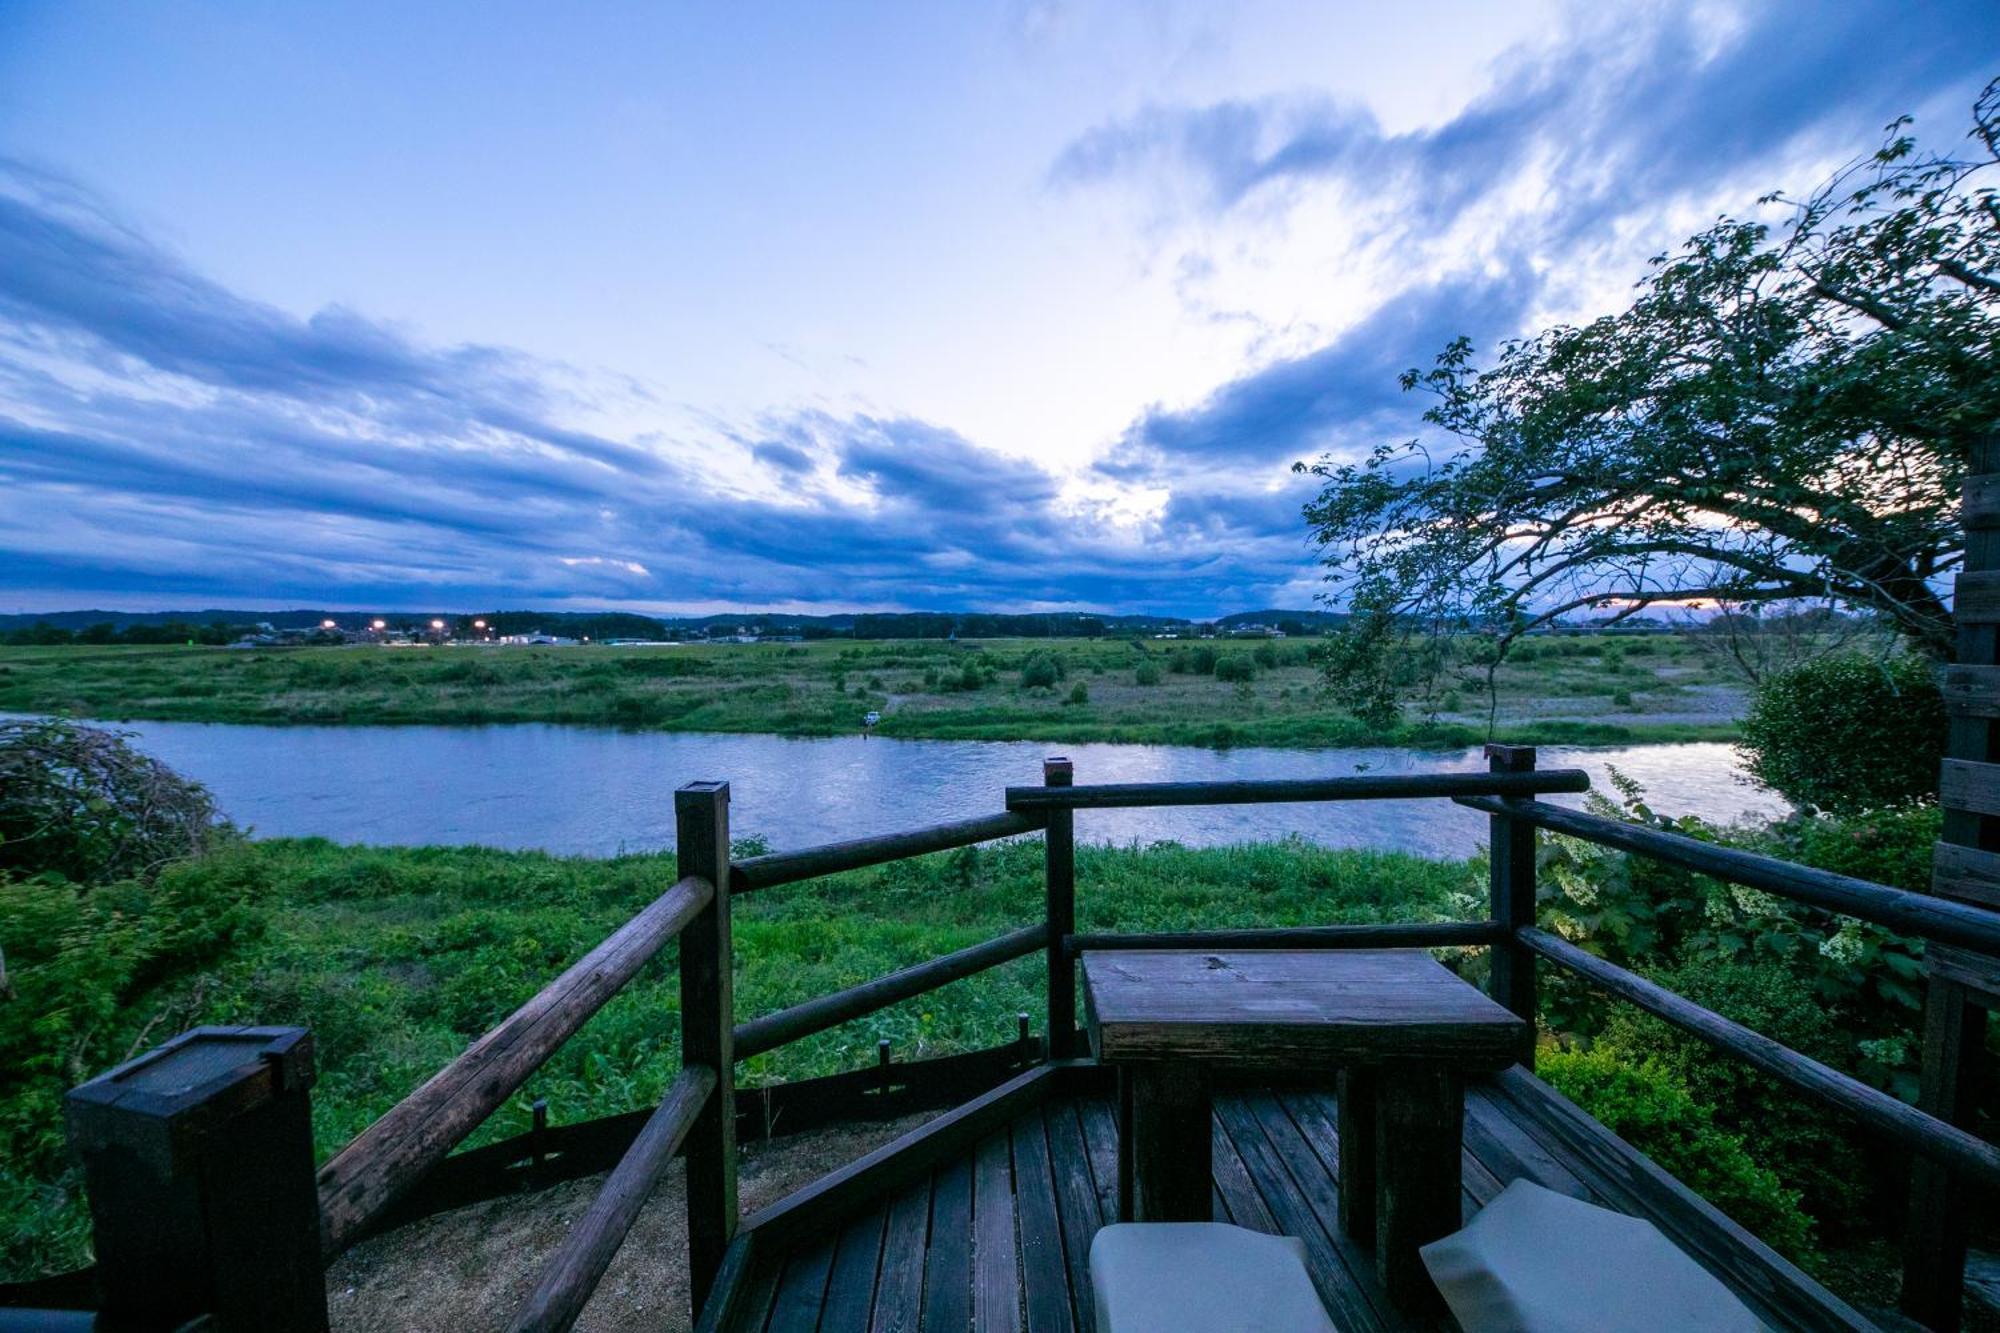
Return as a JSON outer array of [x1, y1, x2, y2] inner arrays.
[[0, 1, 1994, 618]]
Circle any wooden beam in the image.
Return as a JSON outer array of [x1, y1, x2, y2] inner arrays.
[[507, 1065, 716, 1333], [676, 783, 737, 1315], [690, 1234, 759, 1333], [1521, 927, 2000, 1192], [1941, 666, 2000, 719], [730, 811, 1044, 893], [1005, 768, 1590, 811], [316, 873, 713, 1258], [1955, 570, 2000, 623], [740, 1065, 1056, 1251], [1484, 745, 1539, 1040], [733, 925, 1044, 1060], [1043, 758, 1077, 1060], [1460, 797, 2000, 958], [1965, 473, 2000, 530], [1064, 922, 1500, 954], [1942, 758, 2000, 817], [1933, 841, 2000, 909]]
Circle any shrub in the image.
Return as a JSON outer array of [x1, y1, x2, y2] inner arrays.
[[0, 720, 225, 884], [1214, 655, 1255, 683], [1539, 1046, 1815, 1261], [1189, 646, 1218, 675], [1067, 682, 1089, 706], [1134, 661, 1162, 686], [1020, 654, 1063, 690], [1738, 654, 1945, 813], [1603, 960, 1873, 1233], [1252, 642, 1278, 668], [1611, 688, 1634, 707]]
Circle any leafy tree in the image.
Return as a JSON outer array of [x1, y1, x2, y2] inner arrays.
[[1298, 84, 2000, 720]]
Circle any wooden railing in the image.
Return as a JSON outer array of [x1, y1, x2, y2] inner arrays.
[[30, 746, 2000, 1333]]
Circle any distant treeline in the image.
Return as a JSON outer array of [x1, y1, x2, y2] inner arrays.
[[3, 606, 1347, 645]]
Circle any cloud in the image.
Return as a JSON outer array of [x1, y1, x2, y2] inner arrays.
[[0, 164, 1317, 615]]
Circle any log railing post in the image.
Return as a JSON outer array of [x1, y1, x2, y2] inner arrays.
[[676, 781, 736, 1316], [65, 1027, 328, 1331], [1485, 744, 1538, 1061], [1905, 434, 2000, 1331], [1043, 757, 1077, 1060]]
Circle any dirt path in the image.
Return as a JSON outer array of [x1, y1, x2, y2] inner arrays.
[[325, 1112, 930, 1332]]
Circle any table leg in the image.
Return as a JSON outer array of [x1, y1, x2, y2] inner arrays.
[[1372, 1066, 1462, 1312], [1336, 1068, 1375, 1240], [1118, 1065, 1211, 1222]]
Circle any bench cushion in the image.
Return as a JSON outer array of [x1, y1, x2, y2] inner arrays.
[[1089, 1222, 1339, 1333], [1420, 1179, 1768, 1332]]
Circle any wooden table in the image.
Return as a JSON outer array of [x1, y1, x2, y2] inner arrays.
[[1080, 949, 1531, 1309]]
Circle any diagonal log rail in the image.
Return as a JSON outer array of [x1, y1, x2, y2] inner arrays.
[[730, 811, 1045, 893], [733, 925, 1044, 1061], [1460, 796, 2000, 958], [508, 1064, 717, 1333], [1006, 769, 1590, 810], [317, 872, 715, 1258], [1520, 927, 2000, 1193]]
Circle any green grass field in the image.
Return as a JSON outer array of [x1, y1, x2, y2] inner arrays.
[[0, 631, 1751, 747], [0, 835, 1470, 1280]]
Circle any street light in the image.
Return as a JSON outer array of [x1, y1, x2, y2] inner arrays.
[[473, 619, 487, 630], [431, 619, 446, 630], [371, 619, 387, 631]]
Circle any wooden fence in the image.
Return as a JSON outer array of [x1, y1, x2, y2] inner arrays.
[[12, 737, 2000, 1331]]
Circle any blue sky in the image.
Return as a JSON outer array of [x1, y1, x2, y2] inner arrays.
[[1, 1, 1993, 616]]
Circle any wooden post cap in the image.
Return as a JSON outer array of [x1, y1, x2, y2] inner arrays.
[[65, 1026, 314, 1176]]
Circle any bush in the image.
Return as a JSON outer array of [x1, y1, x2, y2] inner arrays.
[[1134, 661, 1162, 686], [1020, 654, 1063, 690], [0, 720, 225, 884], [1601, 960, 1871, 1235], [1738, 654, 1945, 813], [1067, 682, 1089, 706], [1189, 646, 1218, 675], [1538, 1046, 1815, 1261], [1214, 655, 1255, 683], [1252, 642, 1278, 668]]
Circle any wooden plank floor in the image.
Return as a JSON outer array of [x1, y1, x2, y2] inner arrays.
[[721, 1072, 1874, 1333]]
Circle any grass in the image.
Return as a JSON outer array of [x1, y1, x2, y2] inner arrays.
[[0, 834, 1472, 1281], [0, 632, 1751, 748]]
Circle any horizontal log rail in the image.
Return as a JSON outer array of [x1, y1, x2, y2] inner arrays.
[[733, 925, 1045, 1061], [730, 810, 1046, 893], [1006, 769, 1590, 811], [1520, 928, 2000, 1193], [1462, 796, 2000, 959], [1064, 921, 1503, 954], [508, 1064, 717, 1333], [317, 872, 715, 1259]]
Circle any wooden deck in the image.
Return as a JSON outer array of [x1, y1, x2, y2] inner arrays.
[[716, 1064, 1873, 1333]]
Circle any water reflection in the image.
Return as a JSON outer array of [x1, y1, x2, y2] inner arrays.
[[68, 719, 1788, 859]]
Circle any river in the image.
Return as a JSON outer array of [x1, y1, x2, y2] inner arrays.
[[68, 719, 1787, 859]]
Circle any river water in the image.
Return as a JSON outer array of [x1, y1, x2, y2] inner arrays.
[[71, 719, 1786, 859]]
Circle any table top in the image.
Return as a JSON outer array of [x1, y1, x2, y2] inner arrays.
[[1080, 949, 1531, 1072]]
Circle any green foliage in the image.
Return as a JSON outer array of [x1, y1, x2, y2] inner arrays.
[[1600, 960, 1871, 1234], [1738, 654, 1945, 812], [1213, 655, 1255, 683], [1539, 1046, 1815, 1262], [0, 719, 227, 884], [1134, 660, 1162, 686], [1066, 682, 1089, 705], [1019, 653, 1064, 689], [1300, 86, 2000, 706], [0, 833, 1471, 1279], [1251, 643, 1278, 668]]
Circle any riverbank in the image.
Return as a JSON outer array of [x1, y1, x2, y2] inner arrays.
[[0, 834, 1470, 1280], [0, 634, 1748, 749]]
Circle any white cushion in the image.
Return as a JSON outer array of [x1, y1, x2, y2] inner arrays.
[[1420, 1180, 1768, 1332], [1089, 1222, 1339, 1333]]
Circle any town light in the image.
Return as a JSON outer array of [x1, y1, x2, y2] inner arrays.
[[321, 619, 337, 629], [371, 619, 387, 631], [431, 619, 446, 630], [473, 619, 487, 630]]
